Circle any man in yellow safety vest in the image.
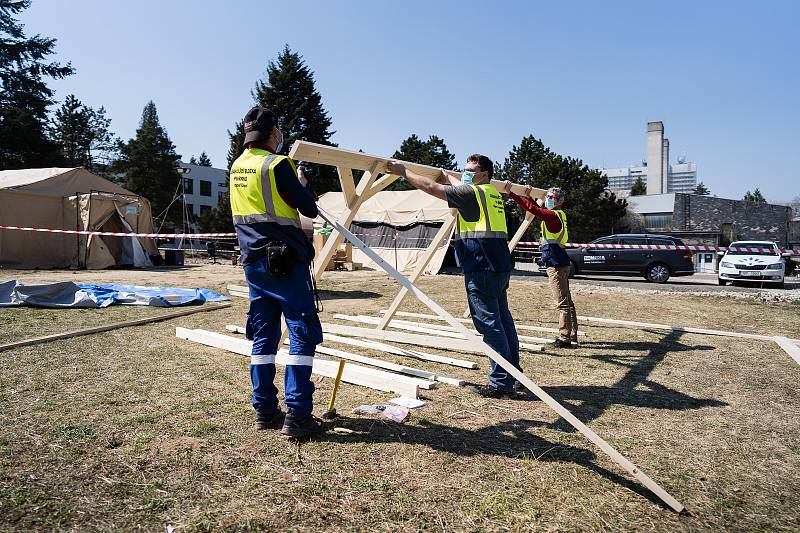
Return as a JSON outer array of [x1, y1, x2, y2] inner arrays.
[[230, 107, 324, 438], [386, 155, 522, 398]]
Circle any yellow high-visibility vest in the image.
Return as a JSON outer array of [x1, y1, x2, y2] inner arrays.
[[229, 148, 300, 228], [454, 183, 508, 240], [541, 209, 568, 247]]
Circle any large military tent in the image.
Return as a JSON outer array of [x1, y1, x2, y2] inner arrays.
[[0, 168, 158, 269], [314, 190, 453, 274]]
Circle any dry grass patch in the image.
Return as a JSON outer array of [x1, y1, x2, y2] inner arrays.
[[1, 267, 799, 531]]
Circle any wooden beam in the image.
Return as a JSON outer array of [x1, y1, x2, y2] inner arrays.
[[336, 166, 356, 207], [578, 315, 800, 344], [381, 310, 584, 336], [290, 141, 548, 200], [312, 342, 463, 386], [316, 204, 685, 513], [377, 210, 457, 330], [321, 333, 479, 369], [0, 303, 231, 353], [774, 336, 800, 366], [342, 314, 550, 347], [321, 322, 490, 354], [177, 328, 420, 398]]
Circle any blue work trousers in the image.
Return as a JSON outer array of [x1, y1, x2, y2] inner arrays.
[[243, 257, 322, 417], [464, 270, 521, 392]]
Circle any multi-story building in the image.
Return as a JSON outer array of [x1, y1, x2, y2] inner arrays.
[[600, 122, 698, 195], [179, 162, 228, 221]]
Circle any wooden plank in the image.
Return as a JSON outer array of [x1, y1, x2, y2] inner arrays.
[[227, 324, 478, 369], [382, 310, 584, 336], [312, 343, 463, 387], [321, 322, 488, 354], [336, 166, 356, 207], [377, 210, 457, 330], [177, 328, 420, 398], [578, 315, 800, 344], [317, 204, 686, 513], [321, 332, 479, 369], [344, 314, 552, 345], [290, 141, 548, 200], [0, 303, 232, 353], [774, 336, 800, 366]]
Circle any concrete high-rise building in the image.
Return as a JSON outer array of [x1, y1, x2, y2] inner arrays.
[[600, 121, 697, 195]]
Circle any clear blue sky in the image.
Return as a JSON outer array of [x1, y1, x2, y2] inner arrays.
[[22, 0, 799, 202]]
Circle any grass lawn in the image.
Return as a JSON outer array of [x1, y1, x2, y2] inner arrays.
[[1, 265, 799, 531]]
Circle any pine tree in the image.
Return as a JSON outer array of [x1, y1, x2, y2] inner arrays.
[[630, 176, 647, 196], [389, 134, 458, 190], [499, 135, 628, 242], [692, 182, 710, 195], [0, 0, 74, 169], [189, 155, 198, 164], [50, 94, 118, 171], [746, 188, 766, 203], [196, 151, 212, 166], [226, 119, 245, 170], [115, 101, 182, 227], [227, 45, 337, 191]]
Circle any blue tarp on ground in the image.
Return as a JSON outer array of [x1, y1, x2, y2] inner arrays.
[[0, 280, 228, 308]]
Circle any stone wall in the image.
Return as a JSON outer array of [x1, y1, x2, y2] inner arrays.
[[671, 194, 792, 245]]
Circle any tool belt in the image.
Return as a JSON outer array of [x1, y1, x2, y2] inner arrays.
[[266, 241, 295, 277]]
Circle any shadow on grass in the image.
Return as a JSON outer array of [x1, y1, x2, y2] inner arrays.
[[318, 289, 382, 301], [320, 415, 668, 508], [543, 329, 726, 432]]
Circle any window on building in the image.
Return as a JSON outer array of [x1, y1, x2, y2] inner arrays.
[[186, 203, 194, 214], [183, 178, 194, 194], [643, 213, 673, 229], [200, 205, 211, 216], [200, 180, 212, 197]]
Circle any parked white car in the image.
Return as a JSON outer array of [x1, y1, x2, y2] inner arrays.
[[718, 241, 785, 289]]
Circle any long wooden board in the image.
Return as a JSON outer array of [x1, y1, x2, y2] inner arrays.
[[774, 336, 800, 366], [381, 310, 584, 336], [176, 328, 420, 398], [0, 303, 232, 353], [317, 205, 685, 513]]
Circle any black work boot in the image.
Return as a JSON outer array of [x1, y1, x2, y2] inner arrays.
[[468, 384, 515, 399], [281, 411, 324, 439], [552, 338, 575, 349], [255, 409, 285, 431]]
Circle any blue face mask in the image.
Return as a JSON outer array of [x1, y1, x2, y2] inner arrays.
[[461, 171, 474, 185], [275, 129, 284, 153], [545, 198, 556, 209]]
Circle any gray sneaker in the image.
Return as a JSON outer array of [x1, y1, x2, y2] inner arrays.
[[281, 412, 325, 439]]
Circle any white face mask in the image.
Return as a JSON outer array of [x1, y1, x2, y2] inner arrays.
[[461, 171, 474, 185], [275, 129, 284, 153], [545, 198, 556, 209]]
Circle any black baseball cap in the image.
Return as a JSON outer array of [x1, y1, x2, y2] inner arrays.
[[243, 107, 278, 144]]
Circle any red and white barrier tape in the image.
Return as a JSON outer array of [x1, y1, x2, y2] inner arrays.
[[0, 225, 236, 239], [1, 224, 798, 255], [514, 241, 800, 255]]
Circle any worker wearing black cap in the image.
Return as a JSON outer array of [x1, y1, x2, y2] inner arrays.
[[230, 106, 323, 438]]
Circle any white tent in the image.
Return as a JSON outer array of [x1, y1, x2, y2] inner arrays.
[[314, 190, 453, 274]]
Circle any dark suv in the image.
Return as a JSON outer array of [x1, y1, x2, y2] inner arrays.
[[565, 234, 695, 283]]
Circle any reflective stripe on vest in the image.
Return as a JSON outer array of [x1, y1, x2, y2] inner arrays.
[[541, 210, 568, 247], [454, 184, 508, 240], [229, 148, 301, 228]]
